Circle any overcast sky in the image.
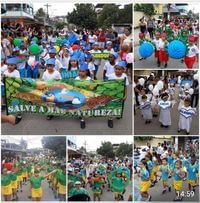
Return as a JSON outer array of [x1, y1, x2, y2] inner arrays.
[[33, 3, 75, 17], [2, 136, 43, 149], [75, 136, 133, 151]]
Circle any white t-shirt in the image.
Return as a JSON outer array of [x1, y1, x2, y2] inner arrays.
[[59, 56, 70, 70], [42, 70, 62, 81], [88, 35, 97, 43], [4, 69, 20, 78], [104, 61, 115, 77], [88, 62, 95, 73], [108, 73, 129, 86], [1, 64, 8, 75], [158, 39, 167, 50], [75, 76, 91, 81], [186, 45, 199, 57], [153, 39, 160, 50]]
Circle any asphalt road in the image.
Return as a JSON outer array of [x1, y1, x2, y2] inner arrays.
[[134, 86, 199, 135]]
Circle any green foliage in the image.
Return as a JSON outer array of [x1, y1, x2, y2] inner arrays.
[[96, 142, 115, 158], [134, 136, 153, 141], [98, 4, 132, 28], [35, 8, 46, 18], [42, 136, 66, 158], [67, 4, 97, 29], [115, 143, 132, 158], [55, 22, 67, 30], [134, 4, 155, 16]]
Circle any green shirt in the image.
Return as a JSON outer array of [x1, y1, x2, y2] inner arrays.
[[57, 172, 66, 186], [9, 173, 17, 181], [27, 165, 32, 173], [1, 175, 11, 186], [30, 176, 44, 189]]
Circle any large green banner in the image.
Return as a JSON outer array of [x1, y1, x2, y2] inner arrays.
[[5, 77, 125, 117]]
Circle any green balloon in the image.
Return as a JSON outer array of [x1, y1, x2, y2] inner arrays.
[[29, 44, 40, 55], [56, 38, 63, 46], [13, 38, 22, 47]]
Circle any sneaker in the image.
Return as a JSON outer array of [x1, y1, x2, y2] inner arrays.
[[15, 115, 22, 124], [162, 189, 166, 194], [108, 119, 113, 128], [46, 115, 53, 120], [139, 57, 144, 60], [186, 132, 190, 135], [80, 120, 86, 129], [177, 129, 181, 133], [147, 195, 152, 201]]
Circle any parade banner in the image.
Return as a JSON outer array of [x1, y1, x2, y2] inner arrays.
[[92, 53, 110, 59], [5, 77, 125, 118]]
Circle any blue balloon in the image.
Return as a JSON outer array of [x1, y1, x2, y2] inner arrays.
[[167, 40, 186, 59], [139, 42, 154, 58]]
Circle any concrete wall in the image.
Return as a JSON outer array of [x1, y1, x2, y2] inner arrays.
[[134, 137, 173, 147]]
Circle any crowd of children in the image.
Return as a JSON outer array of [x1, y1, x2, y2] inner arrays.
[[68, 157, 132, 201], [134, 72, 198, 134], [1, 156, 66, 201], [134, 139, 199, 201], [1, 26, 132, 129], [138, 16, 199, 69]]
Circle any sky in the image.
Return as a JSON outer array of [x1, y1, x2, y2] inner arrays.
[[33, 3, 75, 17], [1, 136, 43, 149], [75, 136, 133, 151]]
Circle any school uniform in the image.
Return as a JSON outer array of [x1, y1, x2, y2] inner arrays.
[[158, 40, 169, 62], [184, 45, 199, 69], [108, 73, 129, 86], [140, 101, 153, 120], [140, 168, 151, 192], [4, 69, 20, 78], [153, 38, 160, 58], [42, 70, 62, 81], [158, 100, 171, 126], [103, 61, 115, 79], [178, 105, 196, 133]]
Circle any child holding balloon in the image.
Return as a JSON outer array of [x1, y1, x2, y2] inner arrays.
[[184, 36, 199, 69], [158, 33, 169, 68]]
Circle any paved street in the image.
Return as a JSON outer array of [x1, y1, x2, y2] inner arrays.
[[1, 178, 58, 201], [87, 180, 132, 201], [2, 61, 132, 135], [134, 28, 199, 70], [134, 176, 199, 202], [134, 86, 199, 135]]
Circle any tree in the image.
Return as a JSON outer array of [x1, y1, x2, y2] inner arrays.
[[134, 136, 153, 141], [116, 143, 132, 159], [55, 22, 67, 30], [96, 142, 115, 158], [42, 136, 66, 158], [35, 8, 46, 18], [98, 4, 132, 29], [118, 4, 132, 24], [134, 4, 155, 16], [67, 4, 97, 30], [97, 4, 120, 29]]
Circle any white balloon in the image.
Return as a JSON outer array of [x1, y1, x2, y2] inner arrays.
[[193, 74, 199, 81], [152, 87, 159, 96], [184, 83, 190, 90], [178, 76, 181, 79], [189, 88, 194, 95], [139, 78, 145, 86], [125, 53, 133, 64], [157, 80, 164, 90], [148, 84, 153, 91]]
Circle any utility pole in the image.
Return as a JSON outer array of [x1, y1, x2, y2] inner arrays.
[[44, 3, 51, 19], [83, 141, 87, 152]]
